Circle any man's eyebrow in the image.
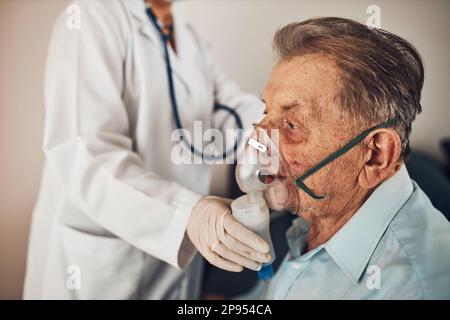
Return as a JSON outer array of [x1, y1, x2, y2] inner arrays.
[[281, 100, 302, 112], [259, 97, 305, 115], [259, 95, 266, 104]]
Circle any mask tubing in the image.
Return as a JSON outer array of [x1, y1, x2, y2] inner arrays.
[[294, 119, 397, 199]]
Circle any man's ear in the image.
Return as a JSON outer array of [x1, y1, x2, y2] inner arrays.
[[358, 128, 402, 189]]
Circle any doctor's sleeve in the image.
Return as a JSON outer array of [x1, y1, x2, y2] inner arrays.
[[42, 1, 200, 269]]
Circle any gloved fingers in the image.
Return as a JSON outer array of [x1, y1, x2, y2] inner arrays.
[[221, 233, 271, 263], [211, 241, 262, 271], [202, 196, 232, 206], [199, 215, 240, 272], [205, 247, 243, 272], [223, 214, 270, 253], [216, 216, 271, 263], [221, 198, 233, 206]]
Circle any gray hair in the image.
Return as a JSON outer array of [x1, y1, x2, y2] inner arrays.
[[273, 17, 424, 159]]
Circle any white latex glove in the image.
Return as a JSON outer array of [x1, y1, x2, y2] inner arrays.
[[187, 196, 271, 272]]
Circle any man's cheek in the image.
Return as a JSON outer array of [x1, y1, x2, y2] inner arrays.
[[306, 167, 331, 194], [285, 150, 320, 177]]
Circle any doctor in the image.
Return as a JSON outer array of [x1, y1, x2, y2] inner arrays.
[[24, 0, 270, 299]]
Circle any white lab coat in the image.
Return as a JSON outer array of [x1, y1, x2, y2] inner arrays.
[[23, 0, 262, 299]]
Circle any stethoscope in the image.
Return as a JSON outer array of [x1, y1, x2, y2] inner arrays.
[[145, 4, 243, 160]]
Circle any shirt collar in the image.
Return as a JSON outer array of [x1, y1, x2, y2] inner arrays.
[[126, 0, 151, 22], [323, 165, 414, 283], [124, 0, 192, 91], [285, 165, 414, 282], [125, 0, 187, 42]]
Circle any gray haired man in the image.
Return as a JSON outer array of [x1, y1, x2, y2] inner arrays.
[[258, 17, 450, 299]]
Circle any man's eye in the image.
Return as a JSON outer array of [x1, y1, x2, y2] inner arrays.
[[286, 121, 299, 130]]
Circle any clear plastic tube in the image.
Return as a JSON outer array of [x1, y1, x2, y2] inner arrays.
[[231, 193, 276, 266], [231, 192, 275, 301]]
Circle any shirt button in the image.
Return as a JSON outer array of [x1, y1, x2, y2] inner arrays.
[[292, 262, 301, 269]]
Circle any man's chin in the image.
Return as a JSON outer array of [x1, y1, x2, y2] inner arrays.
[[297, 194, 331, 217]]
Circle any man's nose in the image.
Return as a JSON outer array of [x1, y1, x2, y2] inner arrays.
[[258, 116, 279, 130]]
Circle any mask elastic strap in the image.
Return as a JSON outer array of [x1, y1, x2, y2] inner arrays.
[[295, 119, 397, 200]]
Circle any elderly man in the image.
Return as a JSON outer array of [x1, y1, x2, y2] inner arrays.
[[257, 17, 450, 299]]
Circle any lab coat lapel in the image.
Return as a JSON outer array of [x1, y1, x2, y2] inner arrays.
[[126, 0, 191, 94], [127, 0, 159, 44], [173, 11, 199, 94], [166, 11, 193, 95]]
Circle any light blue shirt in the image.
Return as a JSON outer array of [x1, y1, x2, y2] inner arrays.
[[265, 165, 450, 299]]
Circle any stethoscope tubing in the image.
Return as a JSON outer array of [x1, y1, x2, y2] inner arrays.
[[145, 4, 243, 161]]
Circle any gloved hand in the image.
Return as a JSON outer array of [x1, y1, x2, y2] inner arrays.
[[187, 196, 271, 272]]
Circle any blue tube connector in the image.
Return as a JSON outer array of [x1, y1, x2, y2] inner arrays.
[[257, 264, 274, 280]]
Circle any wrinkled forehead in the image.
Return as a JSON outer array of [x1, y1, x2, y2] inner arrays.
[[263, 54, 341, 118]]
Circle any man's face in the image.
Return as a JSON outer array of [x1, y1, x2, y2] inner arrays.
[[261, 54, 366, 220]]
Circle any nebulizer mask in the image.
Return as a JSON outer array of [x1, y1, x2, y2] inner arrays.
[[231, 125, 299, 298]]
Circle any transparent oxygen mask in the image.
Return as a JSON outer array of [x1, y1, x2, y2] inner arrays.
[[231, 127, 299, 286], [235, 126, 299, 213]]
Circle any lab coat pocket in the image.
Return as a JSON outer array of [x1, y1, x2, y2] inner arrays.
[[44, 223, 146, 299]]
